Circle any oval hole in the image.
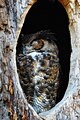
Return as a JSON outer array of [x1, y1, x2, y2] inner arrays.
[[16, 0, 72, 114]]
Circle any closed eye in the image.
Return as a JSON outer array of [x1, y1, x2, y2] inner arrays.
[[30, 39, 44, 50]]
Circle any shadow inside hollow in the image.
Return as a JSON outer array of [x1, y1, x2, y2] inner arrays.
[[17, 0, 72, 106]]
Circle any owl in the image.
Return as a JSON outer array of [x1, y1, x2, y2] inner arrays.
[[17, 30, 61, 114]]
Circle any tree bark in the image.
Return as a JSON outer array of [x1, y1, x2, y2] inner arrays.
[[0, 0, 40, 120], [0, 0, 80, 120]]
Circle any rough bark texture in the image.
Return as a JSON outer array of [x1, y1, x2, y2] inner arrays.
[[0, 0, 80, 120], [40, 0, 80, 119], [0, 0, 40, 120]]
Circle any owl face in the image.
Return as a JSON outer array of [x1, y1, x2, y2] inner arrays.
[[17, 31, 61, 113], [23, 38, 58, 55]]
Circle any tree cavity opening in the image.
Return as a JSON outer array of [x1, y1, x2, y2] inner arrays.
[[16, 0, 72, 114]]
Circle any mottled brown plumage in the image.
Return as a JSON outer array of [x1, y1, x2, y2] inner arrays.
[[17, 30, 61, 113]]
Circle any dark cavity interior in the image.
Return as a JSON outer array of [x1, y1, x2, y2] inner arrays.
[[16, 0, 72, 112]]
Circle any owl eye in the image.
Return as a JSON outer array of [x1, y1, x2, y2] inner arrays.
[[31, 39, 44, 50]]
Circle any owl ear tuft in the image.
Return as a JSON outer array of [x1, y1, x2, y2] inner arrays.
[[21, 30, 58, 45], [36, 30, 57, 44]]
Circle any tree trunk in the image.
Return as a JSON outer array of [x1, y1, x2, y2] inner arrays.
[[0, 0, 80, 120], [0, 0, 40, 120]]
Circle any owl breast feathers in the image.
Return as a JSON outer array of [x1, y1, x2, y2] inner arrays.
[[17, 30, 61, 114]]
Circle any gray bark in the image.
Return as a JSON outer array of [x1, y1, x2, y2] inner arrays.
[[0, 0, 80, 120], [0, 0, 40, 120]]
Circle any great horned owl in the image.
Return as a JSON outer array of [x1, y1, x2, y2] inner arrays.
[[17, 30, 61, 114]]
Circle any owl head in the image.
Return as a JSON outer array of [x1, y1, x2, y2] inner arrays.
[[20, 30, 59, 59]]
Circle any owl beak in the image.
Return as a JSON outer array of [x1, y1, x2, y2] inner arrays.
[[26, 46, 35, 54]]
